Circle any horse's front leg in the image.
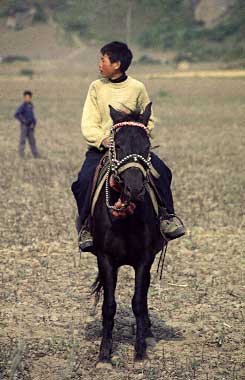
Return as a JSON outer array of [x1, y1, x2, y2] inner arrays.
[[97, 255, 117, 365], [132, 263, 152, 361]]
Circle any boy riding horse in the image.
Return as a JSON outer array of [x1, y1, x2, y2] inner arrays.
[[72, 41, 185, 252]]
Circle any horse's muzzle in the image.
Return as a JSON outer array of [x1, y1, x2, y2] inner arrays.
[[122, 184, 146, 203]]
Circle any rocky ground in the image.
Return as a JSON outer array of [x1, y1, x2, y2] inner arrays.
[[0, 61, 244, 379]]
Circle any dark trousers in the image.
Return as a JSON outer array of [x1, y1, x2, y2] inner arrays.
[[19, 124, 39, 158], [71, 148, 174, 225]]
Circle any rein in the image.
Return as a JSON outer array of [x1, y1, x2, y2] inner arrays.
[[106, 121, 151, 212]]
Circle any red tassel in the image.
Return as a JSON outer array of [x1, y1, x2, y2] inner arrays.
[[111, 198, 136, 218], [109, 175, 122, 193]]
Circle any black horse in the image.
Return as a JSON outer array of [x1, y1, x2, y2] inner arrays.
[[92, 103, 164, 366]]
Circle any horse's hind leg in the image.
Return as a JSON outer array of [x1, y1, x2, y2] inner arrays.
[[132, 263, 152, 361], [97, 255, 117, 365]]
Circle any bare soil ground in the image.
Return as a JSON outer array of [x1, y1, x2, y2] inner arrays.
[[0, 61, 244, 379], [0, 22, 77, 60]]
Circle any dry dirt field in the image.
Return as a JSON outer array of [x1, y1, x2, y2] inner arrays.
[[0, 61, 244, 380]]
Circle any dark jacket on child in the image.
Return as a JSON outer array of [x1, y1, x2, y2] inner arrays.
[[14, 102, 37, 127]]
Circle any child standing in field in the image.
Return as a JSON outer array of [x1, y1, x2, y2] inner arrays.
[[14, 90, 40, 159], [72, 41, 185, 252]]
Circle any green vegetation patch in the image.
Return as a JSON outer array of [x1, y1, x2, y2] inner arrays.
[[2, 55, 30, 63]]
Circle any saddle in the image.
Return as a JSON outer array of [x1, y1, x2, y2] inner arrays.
[[90, 152, 162, 217]]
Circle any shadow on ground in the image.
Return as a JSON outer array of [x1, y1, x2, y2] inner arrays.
[[84, 306, 184, 350]]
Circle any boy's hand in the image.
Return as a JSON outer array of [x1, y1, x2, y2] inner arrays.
[[102, 138, 110, 148]]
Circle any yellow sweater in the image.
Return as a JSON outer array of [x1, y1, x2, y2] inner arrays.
[[81, 76, 154, 149]]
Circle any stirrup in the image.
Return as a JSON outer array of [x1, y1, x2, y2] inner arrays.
[[78, 226, 94, 253], [160, 213, 186, 241]]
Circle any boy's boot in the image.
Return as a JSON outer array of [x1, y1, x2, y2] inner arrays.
[[160, 210, 185, 241], [76, 216, 94, 252]]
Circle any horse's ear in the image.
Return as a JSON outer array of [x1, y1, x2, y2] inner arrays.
[[109, 105, 121, 124], [141, 102, 152, 126]]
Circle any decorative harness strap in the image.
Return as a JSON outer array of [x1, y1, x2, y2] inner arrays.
[[112, 121, 150, 135], [117, 162, 147, 177], [106, 121, 152, 212], [109, 122, 151, 172], [91, 121, 161, 215]]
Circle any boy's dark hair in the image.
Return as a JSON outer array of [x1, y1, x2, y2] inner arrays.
[[23, 90, 32, 97], [100, 41, 133, 72]]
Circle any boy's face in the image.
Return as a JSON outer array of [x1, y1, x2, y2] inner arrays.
[[24, 95, 32, 103], [99, 54, 122, 79]]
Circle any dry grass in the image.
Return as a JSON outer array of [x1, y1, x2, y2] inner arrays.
[[146, 70, 245, 79], [0, 61, 244, 379]]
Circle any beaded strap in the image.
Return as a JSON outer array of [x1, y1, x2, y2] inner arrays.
[[106, 121, 151, 212], [112, 121, 150, 135]]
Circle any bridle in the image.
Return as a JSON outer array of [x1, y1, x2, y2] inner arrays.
[[106, 121, 152, 212]]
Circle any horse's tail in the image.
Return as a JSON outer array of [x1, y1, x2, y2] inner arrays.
[[91, 271, 103, 301]]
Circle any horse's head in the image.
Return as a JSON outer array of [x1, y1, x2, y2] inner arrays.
[[109, 103, 152, 204]]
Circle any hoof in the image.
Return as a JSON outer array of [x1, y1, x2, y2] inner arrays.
[[96, 361, 113, 370], [146, 337, 156, 347], [134, 355, 149, 369]]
